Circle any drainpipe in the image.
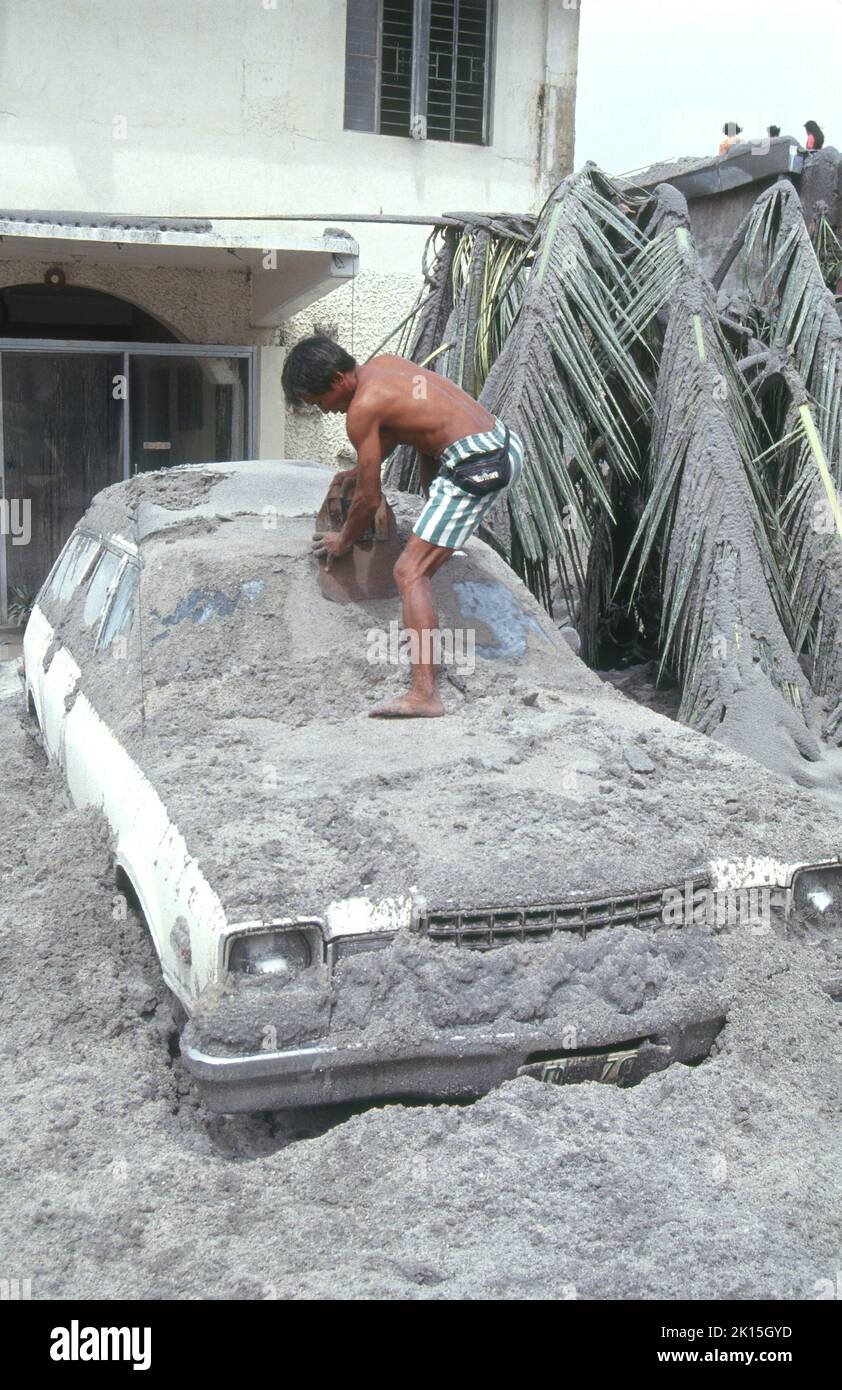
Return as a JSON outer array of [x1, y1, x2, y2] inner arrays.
[[538, 0, 582, 193], [410, 0, 431, 140]]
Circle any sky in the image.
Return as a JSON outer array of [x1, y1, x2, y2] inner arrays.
[[574, 0, 842, 176]]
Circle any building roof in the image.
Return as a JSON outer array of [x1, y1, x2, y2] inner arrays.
[[621, 137, 805, 199]]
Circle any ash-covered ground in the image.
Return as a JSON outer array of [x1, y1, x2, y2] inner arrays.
[[1, 661, 840, 1301]]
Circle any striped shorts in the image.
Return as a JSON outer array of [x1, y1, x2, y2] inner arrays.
[[413, 417, 524, 550]]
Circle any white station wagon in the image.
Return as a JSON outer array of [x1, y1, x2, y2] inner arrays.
[[22, 460, 842, 1111]]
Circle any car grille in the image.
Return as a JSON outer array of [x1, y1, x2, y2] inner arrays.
[[417, 877, 710, 949]]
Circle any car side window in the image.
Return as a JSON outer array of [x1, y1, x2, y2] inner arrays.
[[42, 534, 100, 608], [82, 549, 122, 630], [58, 535, 100, 605], [97, 562, 139, 652], [40, 536, 77, 601]]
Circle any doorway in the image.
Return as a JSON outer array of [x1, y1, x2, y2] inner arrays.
[[0, 288, 254, 622]]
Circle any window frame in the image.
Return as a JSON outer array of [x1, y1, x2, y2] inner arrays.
[[344, 0, 496, 147]]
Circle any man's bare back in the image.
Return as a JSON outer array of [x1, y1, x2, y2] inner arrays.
[[347, 356, 497, 460]]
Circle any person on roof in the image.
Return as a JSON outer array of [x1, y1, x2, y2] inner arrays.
[[719, 121, 744, 155], [804, 120, 825, 150], [282, 337, 524, 719]]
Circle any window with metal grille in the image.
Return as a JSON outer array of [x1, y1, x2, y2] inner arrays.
[[343, 0, 493, 145], [380, 0, 415, 137], [427, 0, 488, 143]]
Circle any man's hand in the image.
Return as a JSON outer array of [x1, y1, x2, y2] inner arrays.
[[311, 530, 352, 569]]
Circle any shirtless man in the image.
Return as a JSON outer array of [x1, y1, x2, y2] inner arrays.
[[281, 336, 524, 718]]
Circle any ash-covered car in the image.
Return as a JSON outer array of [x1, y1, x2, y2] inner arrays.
[[22, 460, 842, 1111]]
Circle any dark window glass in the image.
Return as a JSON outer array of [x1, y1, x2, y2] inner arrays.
[[41, 534, 82, 606], [57, 535, 99, 605], [177, 364, 204, 432], [83, 550, 121, 629], [129, 355, 248, 472], [428, 0, 488, 144], [344, 0, 491, 145], [43, 533, 100, 608], [2, 351, 123, 601], [98, 562, 138, 651], [379, 0, 415, 137], [215, 384, 233, 458], [343, 0, 381, 132]]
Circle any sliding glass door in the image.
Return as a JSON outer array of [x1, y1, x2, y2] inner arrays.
[[0, 341, 254, 622]]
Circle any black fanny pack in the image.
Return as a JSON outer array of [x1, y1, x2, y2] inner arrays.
[[445, 427, 512, 497]]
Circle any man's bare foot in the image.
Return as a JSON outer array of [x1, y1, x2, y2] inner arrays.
[[369, 692, 445, 719]]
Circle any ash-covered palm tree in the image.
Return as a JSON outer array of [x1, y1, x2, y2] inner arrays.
[[378, 164, 842, 781]]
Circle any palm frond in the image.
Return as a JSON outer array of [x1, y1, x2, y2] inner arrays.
[[625, 191, 814, 746], [810, 207, 842, 292], [742, 181, 842, 481], [383, 219, 527, 490], [476, 166, 653, 601]]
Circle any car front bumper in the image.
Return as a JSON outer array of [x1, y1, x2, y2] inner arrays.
[[180, 1013, 725, 1113]]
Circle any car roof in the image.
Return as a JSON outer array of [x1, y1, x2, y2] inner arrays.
[[81, 459, 334, 544], [136, 460, 334, 541]]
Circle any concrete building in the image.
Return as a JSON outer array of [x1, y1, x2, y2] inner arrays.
[[0, 0, 581, 620]]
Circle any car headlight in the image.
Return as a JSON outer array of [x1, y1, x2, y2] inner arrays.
[[791, 864, 842, 926], [228, 926, 318, 976]]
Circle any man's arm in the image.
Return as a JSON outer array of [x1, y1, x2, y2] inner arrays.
[[333, 413, 383, 549]]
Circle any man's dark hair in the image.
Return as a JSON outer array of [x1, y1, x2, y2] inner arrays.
[[768, 124, 780, 138], [722, 121, 743, 137], [281, 336, 357, 404]]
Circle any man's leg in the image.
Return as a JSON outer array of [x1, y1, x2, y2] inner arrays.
[[369, 533, 453, 718]]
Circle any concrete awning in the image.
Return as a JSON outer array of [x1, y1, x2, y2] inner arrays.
[[0, 211, 359, 324]]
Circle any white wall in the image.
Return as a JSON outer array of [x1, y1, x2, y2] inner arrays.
[[0, 0, 580, 462], [283, 226, 426, 463], [1, 0, 575, 232]]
